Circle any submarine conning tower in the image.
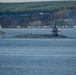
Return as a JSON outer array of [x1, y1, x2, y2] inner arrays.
[[52, 20, 58, 36]]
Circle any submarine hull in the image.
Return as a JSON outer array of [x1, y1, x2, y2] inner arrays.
[[15, 34, 67, 38]]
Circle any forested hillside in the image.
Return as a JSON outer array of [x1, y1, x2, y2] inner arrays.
[[0, 1, 76, 28], [0, 1, 76, 15]]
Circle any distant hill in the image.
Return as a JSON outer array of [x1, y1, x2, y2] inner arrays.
[[0, 1, 76, 12], [0, 1, 76, 28]]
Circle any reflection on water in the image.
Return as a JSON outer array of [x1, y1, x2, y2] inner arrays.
[[0, 28, 76, 75]]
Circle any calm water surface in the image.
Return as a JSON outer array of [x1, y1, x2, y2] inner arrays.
[[0, 28, 76, 75]]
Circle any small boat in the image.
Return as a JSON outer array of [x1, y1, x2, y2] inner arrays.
[[0, 31, 5, 34]]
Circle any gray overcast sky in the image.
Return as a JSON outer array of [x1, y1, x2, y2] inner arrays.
[[0, 0, 74, 2]]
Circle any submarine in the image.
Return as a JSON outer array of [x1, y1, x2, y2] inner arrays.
[[15, 21, 67, 38]]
